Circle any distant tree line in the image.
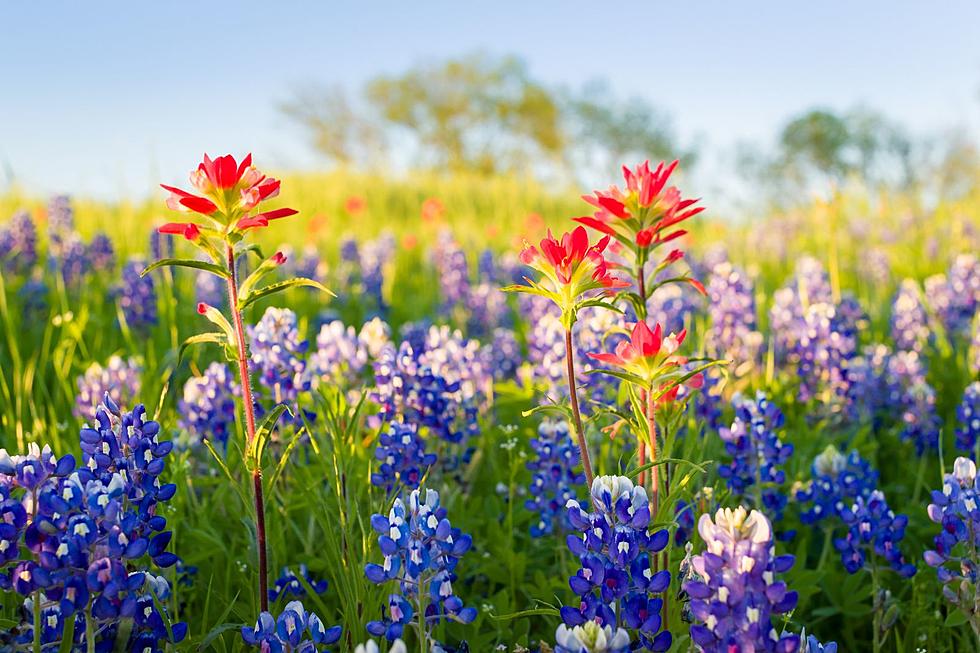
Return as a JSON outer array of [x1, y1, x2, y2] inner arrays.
[[282, 52, 978, 203]]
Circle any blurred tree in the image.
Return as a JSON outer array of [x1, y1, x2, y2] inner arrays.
[[280, 85, 386, 166], [747, 107, 920, 198], [563, 80, 693, 180], [364, 53, 565, 174], [281, 53, 692, 181]]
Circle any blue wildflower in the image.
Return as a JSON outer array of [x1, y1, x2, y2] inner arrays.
[[717, 392, 793, 526], [177, 362, 239, 449], [955, 382, 980, 453], [241, 600, 342, 651], [924, 457, 980, 634], [683, 507, 801, 653], [835, 490, 916, 577], [364, 488, 476, 642], [561, 476, 672, 652], [371, 421, 437, 492], [524, 419, 583, 538]]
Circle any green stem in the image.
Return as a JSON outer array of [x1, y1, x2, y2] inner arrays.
[[32, 589, 41, 653], [871, 565, 882, 653], [85, 605, 95, 653], [564, 328, 594, 489]]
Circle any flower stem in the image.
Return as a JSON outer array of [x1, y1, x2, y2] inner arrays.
[[645, 387, 659, 517], [85, 605, 95, 653], [32, 589, 41, 653], [564, 328, 594, 489], [225, 244, 269, 613], [871, 564, 882, 653]]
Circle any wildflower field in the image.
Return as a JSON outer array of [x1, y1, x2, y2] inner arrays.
[[0, 154, 978, 653]]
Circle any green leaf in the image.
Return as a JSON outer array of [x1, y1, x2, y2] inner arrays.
[[945, 609, 970, 627], [628, 457, 711, 479], [585, 367, 646, 387], [198, 621, 244, 651], [576, 298, 623, 313], [491, 607, 561, 620], [238, 277, 334, 311], [141, 257, 229, 279], [521, 404, 572, 420], [238, 253, 288, 298], [248, 403, 291, 467]]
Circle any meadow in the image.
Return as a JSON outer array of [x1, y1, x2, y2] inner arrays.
[[0, 155, 977, 653]]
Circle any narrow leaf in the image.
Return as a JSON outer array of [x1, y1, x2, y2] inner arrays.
[[141, 258, 229, 279], [238, 277, 334, 311]]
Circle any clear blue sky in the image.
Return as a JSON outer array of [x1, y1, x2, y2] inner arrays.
[[2, 1, 979, 202]]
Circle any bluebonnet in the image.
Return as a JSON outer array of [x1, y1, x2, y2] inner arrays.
[[834, 490, 916, 577], [354, 640, 407, 653], [924, 457, 980, 635], [114, 258, 158, 331], [53, 233, 90, 286], [555, 622, 631, 653], [361, 233, 396, 317], [769, 256, 834, 361], [924, 254, 979, 338], [372, 326, 486, 447], [845, 343, 892, 424], [524, 419, 583, 538], [241, 599, 342, 651], [890, 279, 930, 351], [248, 307, 311, 426], [46, 194, 75, 239], [371, 421, 437, 492], [88, 232, 115, 273], [705, 261, 763, 370], [884, 350, 940, 454], [717, 393, 793, 525], [647, 282, 697, 336], [336, 235, 391, 318], [561, 476, 672, 652], [683, 507, 801, 653], [269, 564, 330, 602], [74, 356, 142, 422], [149, 229, 174, 261], [485, 327, 521, 382], [795, 446, 878, 525], [433, 230, 471, 311], [177, 362, 239, 449], [801, 633, 838, 653], [790, 302, 856, 411], [0, 210, 38, 275], [364, 488, 476, 642], [956, 382, 980, 453], [310, 320, 369, 387], [17, 279, 49, 319], [0, 399, 186, 650], [464, 282, 511, 339]]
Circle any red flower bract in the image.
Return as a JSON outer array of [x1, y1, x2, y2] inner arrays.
[[159, 153, 296, 233], [521, 226, 627, 289]]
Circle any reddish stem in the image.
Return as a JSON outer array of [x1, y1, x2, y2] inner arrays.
[[564, 328, 594, 489], [225, 244, 269, 613]]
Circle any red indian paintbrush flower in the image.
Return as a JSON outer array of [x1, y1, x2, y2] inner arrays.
[[589, 320, 703, 401], [574, 160, 706, 318], [519, 226, 628, 290], [578, 160, 703, 246], [159, 153, 297, 237]]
